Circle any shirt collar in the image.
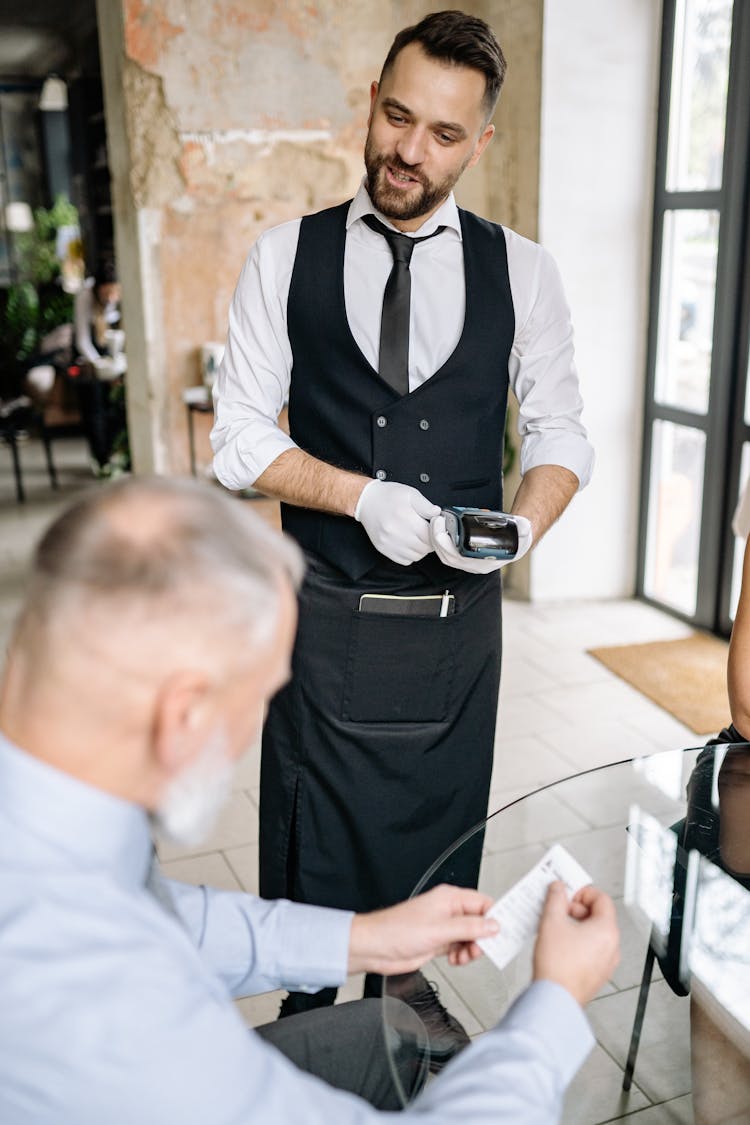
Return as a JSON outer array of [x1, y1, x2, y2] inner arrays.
[[0, 730, 153, 891], [347, 179, 462, 240]]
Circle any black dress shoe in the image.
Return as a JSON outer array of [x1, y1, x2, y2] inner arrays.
[[387, 971, 470, 1073]]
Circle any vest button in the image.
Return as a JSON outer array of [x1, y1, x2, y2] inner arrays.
[[419, 419, 429, 430], [375, 469, 387, 481], [376, 415, 387, 428], [420, 472, 430, 483]]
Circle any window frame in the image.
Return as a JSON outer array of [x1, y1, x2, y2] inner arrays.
[[637, 0, 750, 632]]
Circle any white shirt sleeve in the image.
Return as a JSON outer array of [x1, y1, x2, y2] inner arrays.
[[67, 972, 593, 1125], [74, 284, 101, 365], [165, 878, 352, 997], [211, 222, 301, 489], [506, 230, 594, 489]]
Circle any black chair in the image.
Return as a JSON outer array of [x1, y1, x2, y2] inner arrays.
[[0, 397, 58, 503], [622, 818, 689, 1091]]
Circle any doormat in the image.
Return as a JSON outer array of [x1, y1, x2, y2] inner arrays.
[[588, 633, 730, 736]]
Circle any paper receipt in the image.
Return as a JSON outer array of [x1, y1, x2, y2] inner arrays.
[[478, 844, 592, 972]]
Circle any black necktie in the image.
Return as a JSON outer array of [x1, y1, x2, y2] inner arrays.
[[362, 214, 445, 396]]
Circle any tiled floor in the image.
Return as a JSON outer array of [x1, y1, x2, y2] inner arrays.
[[0, 438, 705, 1123]]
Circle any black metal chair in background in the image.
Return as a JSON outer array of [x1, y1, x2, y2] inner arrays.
[[0, 396, 58, 503], [623, 817, 690, 1091]]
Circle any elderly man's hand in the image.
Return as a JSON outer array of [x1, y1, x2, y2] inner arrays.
[[348, 884, 499, 976], [533, 882, 620, 1007]]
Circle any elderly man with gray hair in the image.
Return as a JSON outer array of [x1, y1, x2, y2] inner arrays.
[[0, 477, 618, 1124]]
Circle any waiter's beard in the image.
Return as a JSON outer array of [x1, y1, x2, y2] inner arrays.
[[153, 726, 236, 848], [364, 137, 469, 222]]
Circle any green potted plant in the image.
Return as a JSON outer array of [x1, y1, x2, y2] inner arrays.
[[0, 196, 78, 397]]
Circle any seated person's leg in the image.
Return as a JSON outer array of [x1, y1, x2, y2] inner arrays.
[[255, 997, 426, 1110], [278, 986, 338, 1017]]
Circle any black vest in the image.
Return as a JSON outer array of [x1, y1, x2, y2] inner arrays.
[[283, 201, 514, 581]]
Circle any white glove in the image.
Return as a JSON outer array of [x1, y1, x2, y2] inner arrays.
[[429, 513, 533, 574], [355, 479, 440, 565], [94, 354, 127, 381]]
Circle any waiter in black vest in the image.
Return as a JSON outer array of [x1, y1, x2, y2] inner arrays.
[[212, 9, 593, 1060]]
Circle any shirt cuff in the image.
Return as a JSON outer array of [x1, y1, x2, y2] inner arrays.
[[500, 980, 595, 1086], [272, 900, 353, 993], [211, 427, 297, 490], [520, 430, 595, 491]]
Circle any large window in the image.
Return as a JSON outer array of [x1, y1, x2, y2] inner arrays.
[[638, 0, 750, 633], [0, 87, 45, 285]]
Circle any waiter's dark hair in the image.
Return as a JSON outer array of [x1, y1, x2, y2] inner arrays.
[[380, 10, 507, 124], [94, 258, 118, 288]]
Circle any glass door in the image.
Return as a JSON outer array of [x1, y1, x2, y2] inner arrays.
[[638, 0, 750, 634]]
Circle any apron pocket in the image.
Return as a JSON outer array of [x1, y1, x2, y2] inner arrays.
[[342, 610, 458, 723]]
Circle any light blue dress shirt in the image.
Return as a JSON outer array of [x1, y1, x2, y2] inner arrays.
[[0, 734, 594, 1123]]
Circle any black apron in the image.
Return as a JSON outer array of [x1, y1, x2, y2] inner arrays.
[[259, 554, 502, 912], [259, 200, 512, 914]]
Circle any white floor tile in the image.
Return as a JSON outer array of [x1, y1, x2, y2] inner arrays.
[[498, 655, 560, 697], [160, 851, 242, 891], [587, 980, 692, 1104], [491, 735, 575, 792], [235, 990, 284, 1028], [478, 841, 547, 896], [336, 973, 366, 1004], [623, 706, 707, 755], [540, 680, 665, 728], [223, 843, 259, 894], [482, 788, 589, 853], [550, 760, 686, 830], [525, 648, 617, 688], [561, 1043, 650, 1124], [494, 693, 570, 740], [232, 739, 262, 791], [539, 718, 670, 772], [557, 825, 630, 897], [486, 783, 531, 811], [617, 1094, 694, 1123]]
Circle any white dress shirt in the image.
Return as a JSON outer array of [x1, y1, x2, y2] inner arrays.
[[212, 182, 593, 492], [74, 278, 121, 365], [0, 732, 594, 1124]]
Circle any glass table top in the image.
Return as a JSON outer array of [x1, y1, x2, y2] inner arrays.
[[382, 745, 750, 1123]]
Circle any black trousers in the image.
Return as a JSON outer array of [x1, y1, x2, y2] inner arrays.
[[255, 998, 425, 1109]]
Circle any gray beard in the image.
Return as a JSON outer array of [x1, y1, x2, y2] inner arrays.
[[152, 727, 235, 848]]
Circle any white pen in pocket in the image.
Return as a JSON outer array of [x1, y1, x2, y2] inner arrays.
[[440, 589, 451, 617]]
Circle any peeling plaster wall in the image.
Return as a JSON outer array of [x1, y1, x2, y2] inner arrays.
[[98, 0, 543, 474]]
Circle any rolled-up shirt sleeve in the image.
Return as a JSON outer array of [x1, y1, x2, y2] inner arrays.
[[506, 232, 594, 490], [211, 222, 301, 489]]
